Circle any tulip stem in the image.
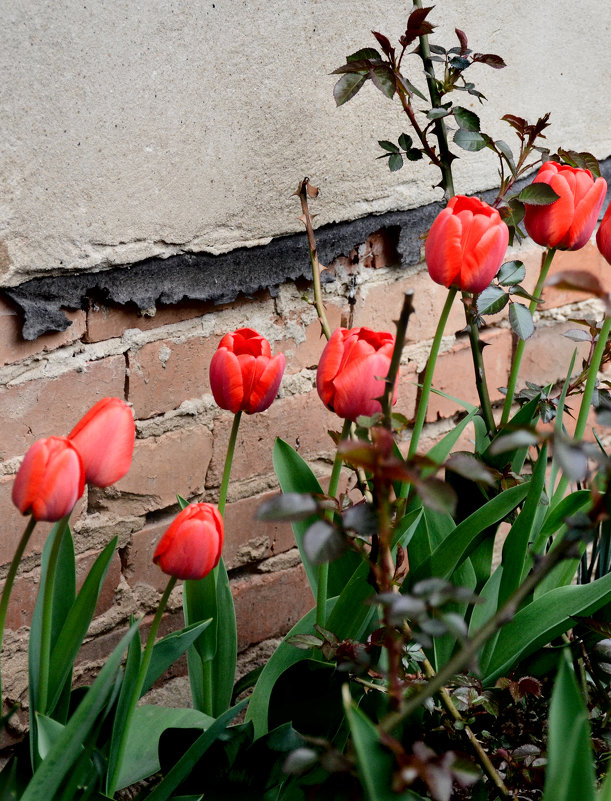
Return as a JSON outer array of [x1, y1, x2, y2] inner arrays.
[[107, 575, 177, 796], [408, 287, 458, 458], [218, 411, 242, 517], [550, 313, 611, 506], [0, 515, 37, 702], [463, 292, 497, 439], [298, 177, 332, 341], [37, 514, 71, 715], [501, 247, 556, 425], [316, 418, 352, 629]]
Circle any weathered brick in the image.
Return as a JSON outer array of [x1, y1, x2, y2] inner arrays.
[[520, 242, 611, 310], [0, 473, 88, 567], [518, 321, 591, 389], [122, 518, 172, 594], [3, 547, 121, 631], [426, 328, 513, 422], [232, 565, 312, 651], [90, 424, 213, 517], [128, 335, 216, 419], [207, 390, 340, 487], [0, 355, 126, 461], [85, 300, 211, 343], [0, 295, 86, 367], [352, 268, 466, 344], [277, 303, 343, 375]]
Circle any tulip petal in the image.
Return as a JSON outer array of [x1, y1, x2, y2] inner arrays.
[[210, 349, 244, 413], [245, 353, 285, 413]]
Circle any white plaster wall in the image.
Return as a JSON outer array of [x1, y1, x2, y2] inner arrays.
[[1, 0, 609, 285]]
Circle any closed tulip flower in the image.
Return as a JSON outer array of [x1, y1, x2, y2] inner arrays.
[[317, 326, 395, 422], [425, 195, 509, 293], [596, 202, 611, 265], [68, 397, 135, 487], [12, 436, 85, 521], [209, 328, 285, 414], [153, 503, 224, 580], [524, 162, 607, 251]]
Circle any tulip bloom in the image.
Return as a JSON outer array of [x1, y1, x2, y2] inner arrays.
[[68, 397, 135, 487], [524, 162, 607, 251], [209, 328, 285, 414], [12, 436, 85, 521], [425, 195, 509, 293], [317, 326, 395, 421], [153, 503, 224, 580], [596, 202, 611, 265]]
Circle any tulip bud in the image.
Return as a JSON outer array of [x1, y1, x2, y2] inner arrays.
[[524, 162, 607, 251], [153, 503, 224, 581], [12, 436, 85, 521], [425, 195, 509, 293], [68, 397, 135, 487], [316, 326, 396, 422], [209, 328, 285, 414], [596, 202, 611, 265]]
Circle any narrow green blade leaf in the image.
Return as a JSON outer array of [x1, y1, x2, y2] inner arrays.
[[142, 619, 212, 695], [22, 621, 140, 801], [542, 656, 596, 801], [47, 537, 118, 714]]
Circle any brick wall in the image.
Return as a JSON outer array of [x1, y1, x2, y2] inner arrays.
[[1, 231, 609, 736]]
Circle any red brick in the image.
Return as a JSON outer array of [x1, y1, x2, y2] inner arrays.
[[129, 335, 216, 419], [426, 328, 513, 421], [223, 491, 297, 568], [232, 565, 312, 651], [276, 303, 343, 375], [122, 518, 172, 593], [518, 321, 591, 389], [207, 389, 340, 487], [352, 268, 466, 344], [520, 242, 611, 310], [0, 355, 126, 461], [0, 473, 88, 567], [3, 547, 121, 631], [85, 300, 211, 343], [0, 295, 86, 367], [90, 424, 213, 517]]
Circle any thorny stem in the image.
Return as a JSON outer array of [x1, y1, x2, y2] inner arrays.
[[463, 292, 497, 438], [501, 247, 556, 425], [412, 0, 456, 199], [297, 178, 331, 341], [381, 532, 577, 734], [380, 292, 415, 430]]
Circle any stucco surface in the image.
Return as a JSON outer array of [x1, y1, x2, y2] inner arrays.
[[1, 0, 610, 285]]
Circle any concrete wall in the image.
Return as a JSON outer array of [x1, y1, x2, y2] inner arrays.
[[1, 1, 609, 284]]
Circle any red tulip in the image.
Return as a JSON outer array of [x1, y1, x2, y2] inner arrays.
[[153, 503, 224, 580], [596, 202, 611, 265], [209, 328, 285, 414], [425, 195, 509, 293], [524, 162, 607, 251], [68, 397, 135, 487], [12, 436, 85, 521], [317, 327, 396, 421]]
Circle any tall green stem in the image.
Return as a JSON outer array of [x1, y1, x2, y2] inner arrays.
[[0, 516, 37, 701], [316, 418, 352, 628], [38, 514, 71, 713], [409, 287, 458, 458], [108, 575, 177, 796], [463, 293, 497, 438], [551, 314, 611, 506], [501, 247, 556, 424], [218, 411, 242, 516]]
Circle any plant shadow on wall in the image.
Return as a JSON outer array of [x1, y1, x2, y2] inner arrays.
[[1, 3, 611, 800]]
